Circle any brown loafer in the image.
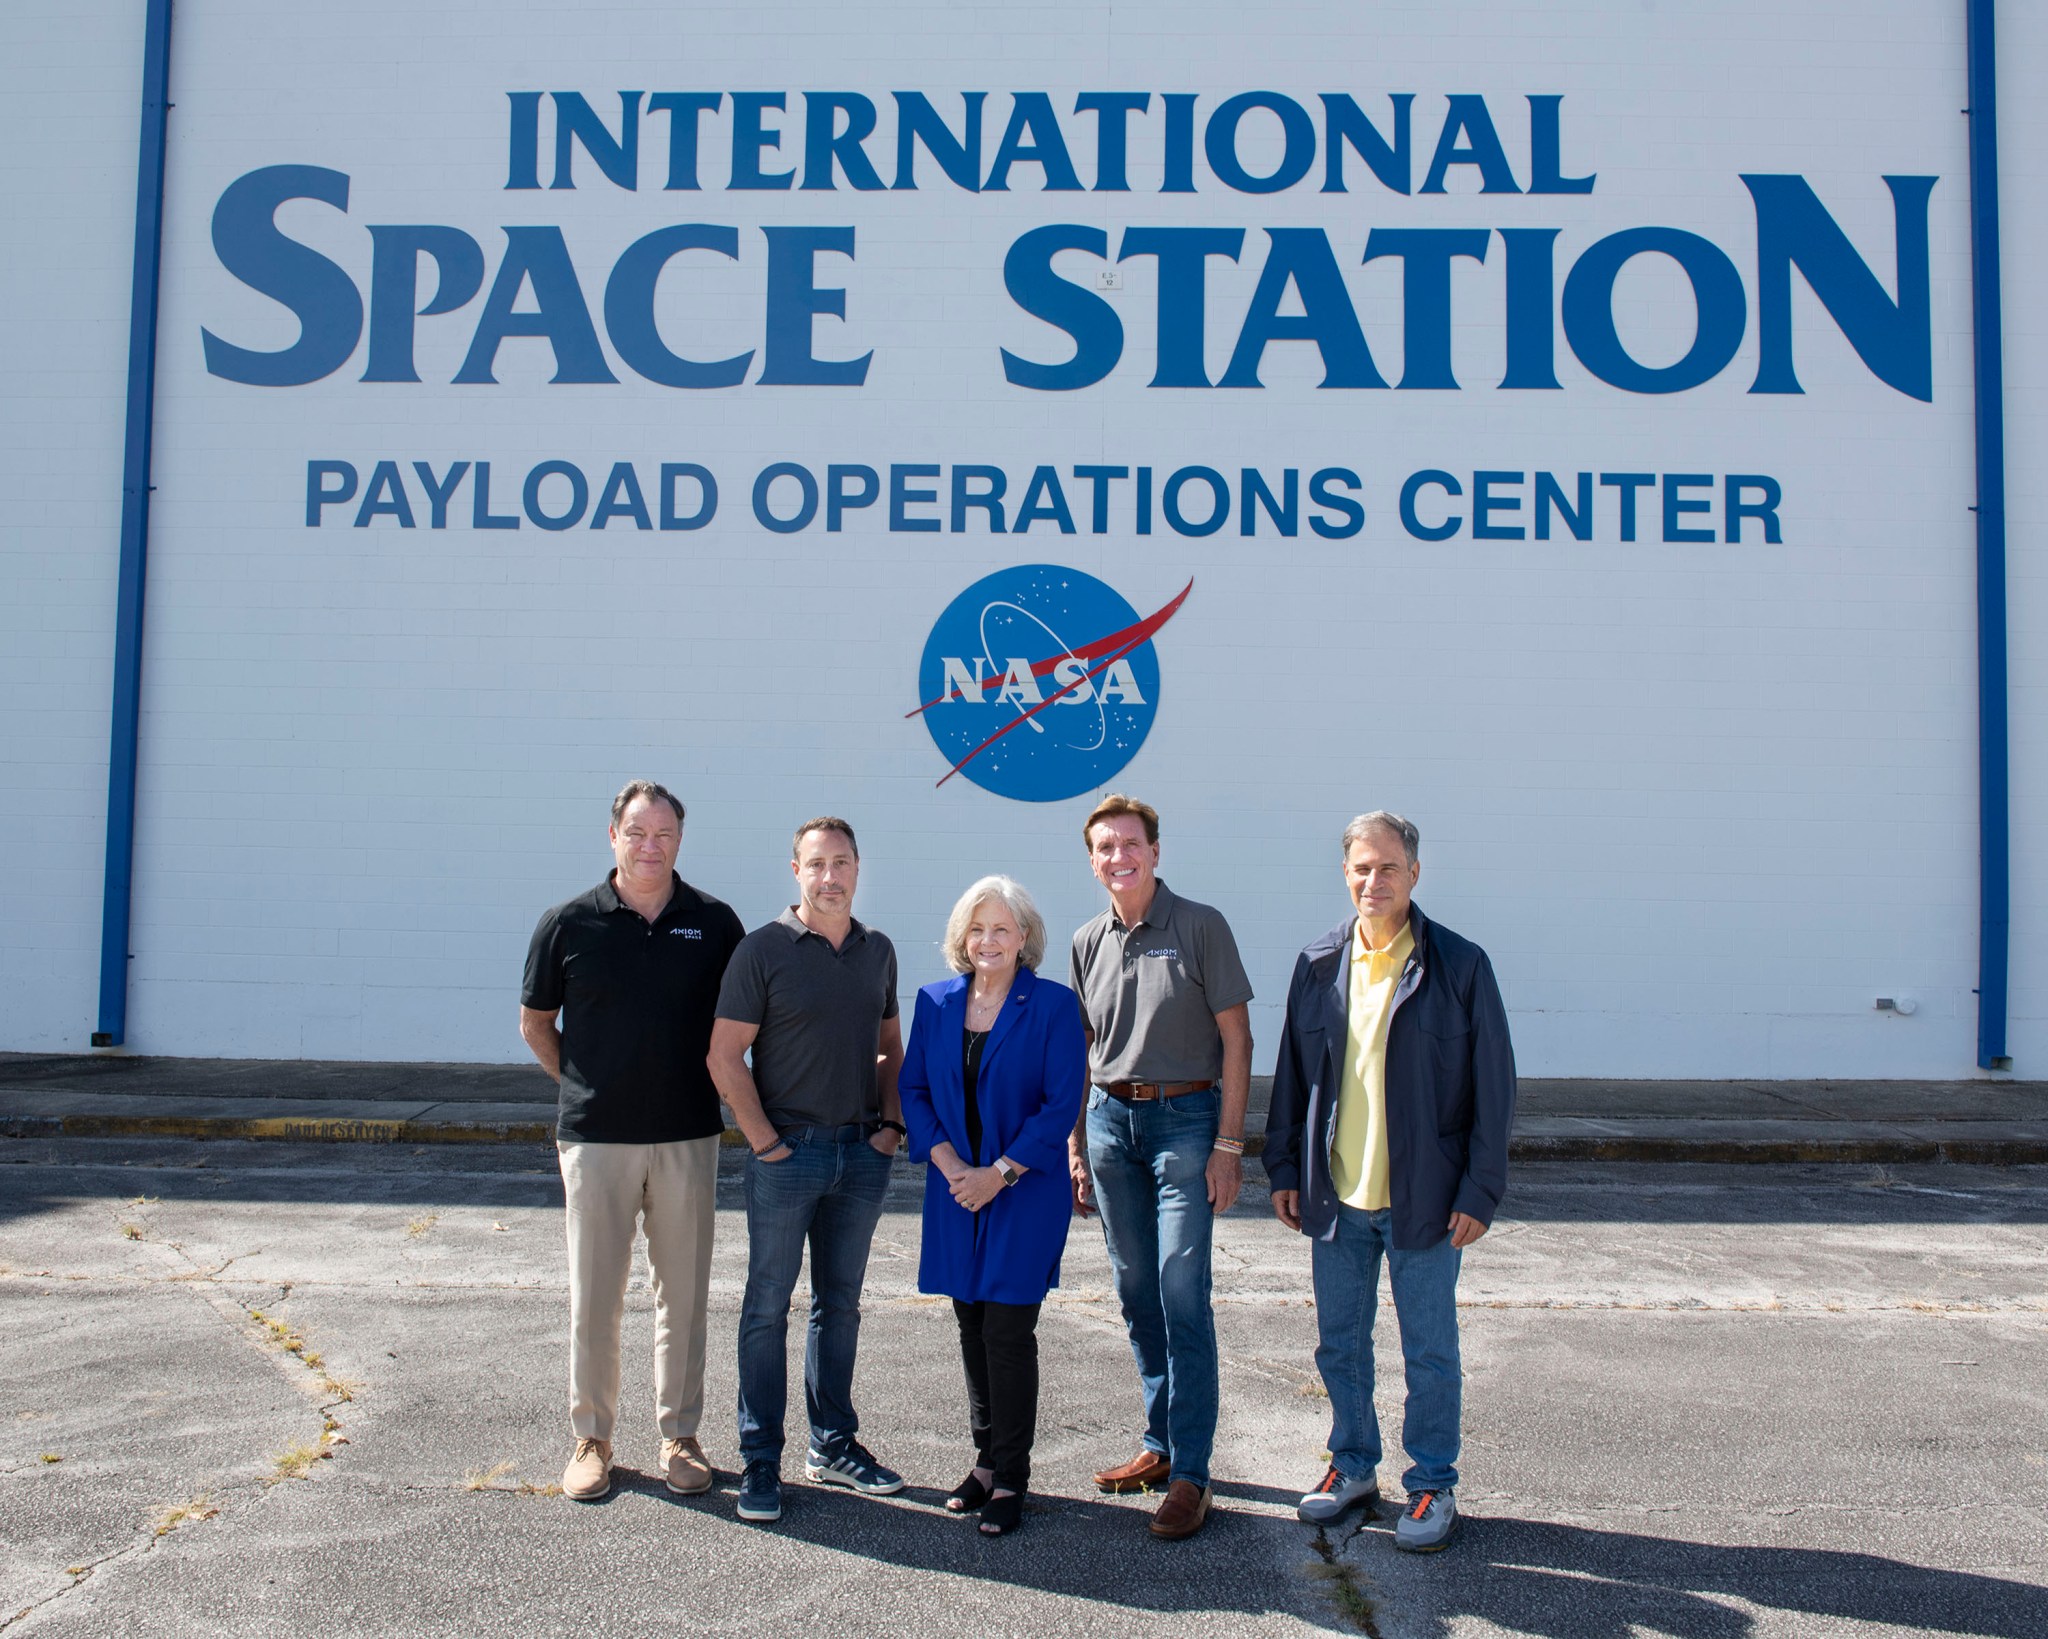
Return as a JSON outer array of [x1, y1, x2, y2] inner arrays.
[[1094, 1448, 1171, 1493], [1149, 1479, 1212, 1539]]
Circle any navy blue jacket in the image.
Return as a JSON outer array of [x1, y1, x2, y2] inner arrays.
[[898, 966, 1088, 1305], [1262, 903, 1515, 1250]]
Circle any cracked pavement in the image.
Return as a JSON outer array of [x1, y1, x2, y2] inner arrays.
[[2, 1142, 2044, 1637]]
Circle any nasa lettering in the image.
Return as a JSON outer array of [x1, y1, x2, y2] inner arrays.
[[912, 566, 1190, 803]]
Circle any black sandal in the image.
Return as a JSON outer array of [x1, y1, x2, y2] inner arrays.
[[945, 1472, 993, 1513], [978, 1491, 1025, 1535]]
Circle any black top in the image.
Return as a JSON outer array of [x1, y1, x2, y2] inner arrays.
[[522, 873, 746, 1144], [962, 1027, 988, 1160], [714, 907, 900, 1128]]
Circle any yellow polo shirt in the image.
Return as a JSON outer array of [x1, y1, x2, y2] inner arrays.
[[1330, 920, 1414, 1211]]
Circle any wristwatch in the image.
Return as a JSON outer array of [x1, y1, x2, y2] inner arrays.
[[995, 1158, 1020, 1187]]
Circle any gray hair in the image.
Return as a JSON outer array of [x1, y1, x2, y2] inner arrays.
[[611, 779, 685, 828], [941, 875, 1048, 975], [1341, 810, 1419, 866]]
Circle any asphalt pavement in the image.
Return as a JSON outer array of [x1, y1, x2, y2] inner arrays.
[[2, 1138, 2044, 1638], [3, 1054, 2046, 1163]]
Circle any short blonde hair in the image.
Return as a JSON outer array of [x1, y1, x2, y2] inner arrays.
[[942, 876, 1048, 975]]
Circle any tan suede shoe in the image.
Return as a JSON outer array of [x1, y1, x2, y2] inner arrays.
[[1149, 1478, 1213, 1539], [562, 1437, 612, 1501], [661, 1436, 714, 1496]]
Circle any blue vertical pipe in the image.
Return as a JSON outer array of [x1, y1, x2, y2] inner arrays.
[[1966, 0, 2010, 1070], [94, 0, 176, 1048]]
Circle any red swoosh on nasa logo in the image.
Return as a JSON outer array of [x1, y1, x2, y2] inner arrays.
[[908, 578, 1194, 788], [905, 578, 1193, 719]]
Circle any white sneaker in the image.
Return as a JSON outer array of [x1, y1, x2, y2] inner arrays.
[[1394, 1488, 1458, 1551]]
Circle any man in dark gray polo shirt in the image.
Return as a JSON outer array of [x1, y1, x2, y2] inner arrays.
[[709, 816, 905, 1525], [1068, 793, 1253, 1541]]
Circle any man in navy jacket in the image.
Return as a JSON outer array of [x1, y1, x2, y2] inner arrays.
[[1263, 811, 1515, 1552]]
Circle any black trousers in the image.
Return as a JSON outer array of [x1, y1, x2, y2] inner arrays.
[[953, 1298, 1042, 1492]]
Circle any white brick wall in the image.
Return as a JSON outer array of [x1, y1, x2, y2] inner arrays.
[[2000, 0, 2047, 1075], [3, 0, 2037, 1077], [0, 1, 140, 1051]]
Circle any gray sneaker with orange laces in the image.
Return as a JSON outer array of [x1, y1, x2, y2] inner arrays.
[[1394, 1488, 1458, 1551]]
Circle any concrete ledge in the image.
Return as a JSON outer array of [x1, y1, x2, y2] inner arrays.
[[0, 1111, 557, 1145]]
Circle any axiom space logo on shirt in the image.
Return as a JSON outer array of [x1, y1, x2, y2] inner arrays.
[[910, 564, 1189, 802]]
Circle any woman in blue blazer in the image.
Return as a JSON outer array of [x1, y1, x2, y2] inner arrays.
[[898, 874, 1087, 1536]]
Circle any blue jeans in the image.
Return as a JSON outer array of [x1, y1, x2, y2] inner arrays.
[[736, 1129, 892, 1466], [1312, 1202, 1463, 1494], [1086, 1085, 1219, 1488]]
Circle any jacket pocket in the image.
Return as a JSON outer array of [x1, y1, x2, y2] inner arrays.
[[1418, 1015, 1474, 1125]]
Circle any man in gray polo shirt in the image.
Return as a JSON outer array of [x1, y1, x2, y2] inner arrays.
[[1068, 793, 1253, 1540], [709, 816, 906, 1525]]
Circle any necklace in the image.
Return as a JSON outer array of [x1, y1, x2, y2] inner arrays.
[[966, 982, 1009, 1022]]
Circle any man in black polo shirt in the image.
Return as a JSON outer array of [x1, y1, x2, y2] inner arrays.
[[709, 816, 905, 1525], [520, 780, 744, 1503]]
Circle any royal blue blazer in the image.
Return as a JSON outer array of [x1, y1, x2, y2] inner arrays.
[[897, 966, 1088, 1305]]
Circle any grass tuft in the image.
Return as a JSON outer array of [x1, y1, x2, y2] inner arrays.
[[152, 1495, 219, 1537], [270, 1441, 330, 1483], [463, 1462, 561, 1497], [406, 1213, 439, 1238]]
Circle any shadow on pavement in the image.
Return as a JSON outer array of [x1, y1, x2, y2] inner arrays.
[[1385, 1515, 2048, 1638], [2, 1142, 2046, 1230], [586, 1464, 1337, 1625], [1500, 1164, 2048, 1226]]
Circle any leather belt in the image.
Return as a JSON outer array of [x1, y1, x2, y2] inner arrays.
[[1102, 1080, 1213, 1102]]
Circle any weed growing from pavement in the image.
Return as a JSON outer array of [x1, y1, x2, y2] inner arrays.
[[246, 1306, 355, 1473], [270, 1442, 329, 1482], [119, 1224, 142, 1241], [152, 1495, 218, 1537], [463, 1462, 561, 1497], [406, 1213, 439, 1238], [1306, 1523, 1384, 1636], [39, 1453, 61, 1464]]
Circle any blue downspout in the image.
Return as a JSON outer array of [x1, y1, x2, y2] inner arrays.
[[1966, 0, 2011, 1071], [94, 0, 176, 1048]]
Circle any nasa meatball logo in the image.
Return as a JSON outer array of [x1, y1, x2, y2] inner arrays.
[[910, 565, 1191, 802]]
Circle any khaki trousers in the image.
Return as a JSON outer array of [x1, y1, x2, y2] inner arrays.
[[557, 1135, 719, 1443]]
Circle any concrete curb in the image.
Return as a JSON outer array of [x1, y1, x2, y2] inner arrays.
[[1510, 1131, 2048, 1166], [6, 1110, 2048, 1163], [0, 1112, 559, 1145]]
